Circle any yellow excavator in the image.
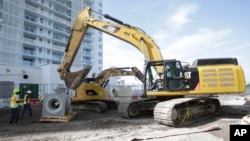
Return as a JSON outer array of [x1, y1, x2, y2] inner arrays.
[[57, 7, 246, 126], [71, 66, 144, 112]]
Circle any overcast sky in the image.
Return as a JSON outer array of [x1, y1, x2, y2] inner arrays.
[[101, 0, 250, 84]]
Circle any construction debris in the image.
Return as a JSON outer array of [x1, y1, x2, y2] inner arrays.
[[218, 94, 250, 115], [239, 114, 250, 125]]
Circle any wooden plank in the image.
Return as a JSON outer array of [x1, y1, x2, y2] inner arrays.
[[40, 112, 77, 123]]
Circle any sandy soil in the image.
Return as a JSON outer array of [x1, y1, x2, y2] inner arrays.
[[0, 95, 249, 141]]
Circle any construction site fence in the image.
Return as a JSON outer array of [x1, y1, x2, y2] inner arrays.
[[0, 83, 145, 99]]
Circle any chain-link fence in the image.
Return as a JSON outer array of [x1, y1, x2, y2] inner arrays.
[[0, 82, 144, 99]]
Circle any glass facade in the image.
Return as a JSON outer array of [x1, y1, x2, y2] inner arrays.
[[0, 0, 103, 72]]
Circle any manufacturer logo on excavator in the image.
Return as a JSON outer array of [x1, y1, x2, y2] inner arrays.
[[102, 25, 120, 33], [184, 72, 192, 79]]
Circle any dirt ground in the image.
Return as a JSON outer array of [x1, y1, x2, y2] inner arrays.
[[0, 95, 249, 141]]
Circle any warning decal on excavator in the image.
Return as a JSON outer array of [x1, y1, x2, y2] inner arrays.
[[102, 25, 120, 33]]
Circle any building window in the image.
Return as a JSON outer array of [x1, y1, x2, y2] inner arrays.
[[85, 33, 91, 39], [53, 24, 63, 31], [99, 2, 103, 8], [24, 25, 35, 33], [99, 59, 102, 64], [25, 15, 36, 22], [99, 44, 102, 49], [22, 58, 34, 66], [23, 47, 34, 55], [99, 52, 102, 57], [83, 42, 91, 47], [99, 67, 102, 71], [85, 49, 91, 56], [52, 52, 61, 60], [84, 57, 91, 64], [54, 5, 66, 15], [53, 34, 63, 40]]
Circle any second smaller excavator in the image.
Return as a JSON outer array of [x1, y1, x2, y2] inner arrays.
[[71, 66, 144, 113]]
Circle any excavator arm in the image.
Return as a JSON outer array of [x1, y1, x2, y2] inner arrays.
[[95, 66, 145, 87], [57, 6, 93, 89], [57, 6, 163, 89]]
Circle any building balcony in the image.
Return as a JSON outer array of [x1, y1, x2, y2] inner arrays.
[[23, 50, 36, 56], [52, 44, 65, 51], [27, 0, 71, 18], [22, 60, 35, 67], [23, 37, 36, 45], [84, 36, 93, 42], [83, 0, 94, 6], [54, 0, 71, 9], [82, 52, 93, 57], [52, 56, 63, 61], [82, 45, 93, 50], [24, 4, 71, 27], [82, 62, 92, 66]]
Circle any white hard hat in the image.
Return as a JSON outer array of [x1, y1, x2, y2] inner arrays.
[[26, 90, 32, 94]]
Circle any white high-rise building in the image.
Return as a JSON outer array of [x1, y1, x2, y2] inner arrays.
[[0, 0, 103, 73]]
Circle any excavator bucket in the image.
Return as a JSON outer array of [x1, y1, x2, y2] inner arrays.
[[131, 67, 145, 83], [63, 65, 92, 89]]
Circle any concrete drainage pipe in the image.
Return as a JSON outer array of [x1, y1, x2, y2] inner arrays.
[[42, 94, 71, 116], [46, 96, 64, 115]]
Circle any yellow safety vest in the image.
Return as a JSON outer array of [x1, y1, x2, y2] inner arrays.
[[39, 95, 44, 102], [10, 94, 19, 108], [23, 94, 30, 104]]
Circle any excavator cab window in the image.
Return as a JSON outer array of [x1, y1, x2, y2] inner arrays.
[[144, 60, 186, 91], [144, 61, 162, 91], [164, 61, 185, 91]]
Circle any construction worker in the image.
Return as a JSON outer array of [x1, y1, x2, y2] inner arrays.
[[9, 88, 22, 125], [38, 94, 44, 110], [21, 90, 33, 118]]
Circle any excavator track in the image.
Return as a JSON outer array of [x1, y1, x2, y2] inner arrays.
[[118, 101, 140, 118], [72, 101, 108, 113], [154, 97, 220, 127], [118, 98, 158, 118]]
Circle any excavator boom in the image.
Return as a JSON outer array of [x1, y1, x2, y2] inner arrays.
[[57, 7, 163, 89]]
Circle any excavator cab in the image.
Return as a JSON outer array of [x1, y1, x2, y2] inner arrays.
[[164, 61, 186, 91], [144, 60, 186, 92]]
